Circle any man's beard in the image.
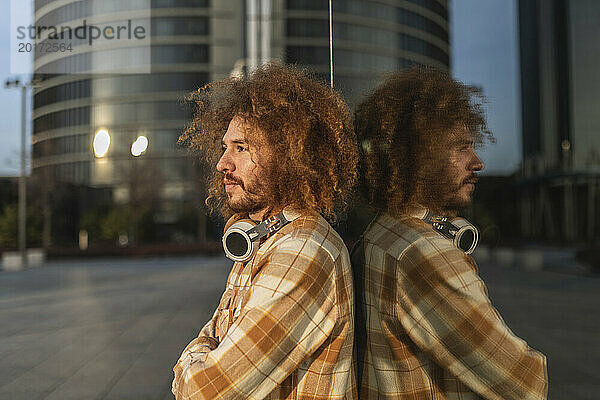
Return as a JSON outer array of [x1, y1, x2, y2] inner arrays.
[[421, 166, 477, 215], [440, 173, 478, 215], [440, 174, 478, 213], [224, 172, 270, 214]]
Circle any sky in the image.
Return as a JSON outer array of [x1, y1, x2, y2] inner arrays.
[[0, 0, 25, 176], [0, 0, 521, 176], [450, 0, 522, 175]]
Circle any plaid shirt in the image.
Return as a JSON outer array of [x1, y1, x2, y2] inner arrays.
[[352, 211, 548, 400], [173, 210, 356, 400]]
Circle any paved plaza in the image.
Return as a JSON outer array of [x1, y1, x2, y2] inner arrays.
[[1, 255, 599, 399]]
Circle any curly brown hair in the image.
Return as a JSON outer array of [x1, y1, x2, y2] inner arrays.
[[179, 62, 358, 221], [355, 66, 494, 216]]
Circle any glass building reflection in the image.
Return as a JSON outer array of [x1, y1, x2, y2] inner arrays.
[[31, 0, 449, 244], [285, 0, 449, 104]]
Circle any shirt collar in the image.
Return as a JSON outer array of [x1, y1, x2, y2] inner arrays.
[[224, 206, 301, 234]]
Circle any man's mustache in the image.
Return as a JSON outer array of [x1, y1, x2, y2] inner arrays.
[[223, 173, 265, 197], [462, 174, 479, 185], [223, 173, 245, 189]]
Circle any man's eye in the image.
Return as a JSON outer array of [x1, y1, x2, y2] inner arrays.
[[237, 145, 247, 152]]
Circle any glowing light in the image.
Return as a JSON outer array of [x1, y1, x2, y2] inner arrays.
[[131, 135, 149, 156], [93, 129, 111, 157]]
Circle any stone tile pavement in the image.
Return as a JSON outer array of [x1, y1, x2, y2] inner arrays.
[[0, 257, 229, 400], [476, 262, 600, 400], [1, 255, 599, 399]]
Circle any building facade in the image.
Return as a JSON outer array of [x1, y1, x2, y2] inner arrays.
[[518, 0, 600, 241], [282, 0, 449, 104]]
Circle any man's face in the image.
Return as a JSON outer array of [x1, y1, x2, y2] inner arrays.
[[216, 116, 271, 216], [442, 126, 484, 211]]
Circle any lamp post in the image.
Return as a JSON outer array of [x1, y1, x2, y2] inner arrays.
[[4, 78, 29, 268], [129, 135, 149, 245], [93, 130, 150, 246]]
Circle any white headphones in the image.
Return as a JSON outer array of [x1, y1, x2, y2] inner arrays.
[[222, 211, 292, 262], [422, 211, 479, 254]]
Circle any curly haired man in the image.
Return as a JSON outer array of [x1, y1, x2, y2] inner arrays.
[[172, 63, 358, 400], [352, 67, 548, 400]]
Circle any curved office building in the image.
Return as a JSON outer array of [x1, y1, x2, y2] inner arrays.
[[31, 0, 243, 228], [283, 0, 450, 104]]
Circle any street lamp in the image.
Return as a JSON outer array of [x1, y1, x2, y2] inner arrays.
[[131, 135, 148, 157], [4, 78, 29, 268], [127, 135, 149, 245], [93, 129, 111, 157]]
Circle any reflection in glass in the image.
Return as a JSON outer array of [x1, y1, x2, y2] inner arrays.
[[93, 129, 110, 157]]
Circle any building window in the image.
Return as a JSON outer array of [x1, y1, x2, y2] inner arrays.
[[286, 18, 328, 37], [404, 0, 447, 20], [286, 0, 328, 10], [286, 46, 329, 65], [151, 0, 209, 8], [34, 107, 90, 133], [36, 0, 153, 29], [152, 17, 210, 36], [286, 0, 447, 41], [34, 73, 208, 109], [34, 80, 91, 108], [152, 45, 209, 64], [287, 46, 445, 71]]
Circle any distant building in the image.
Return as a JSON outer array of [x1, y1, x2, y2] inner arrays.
[[31, 0, 449, 245], [518, 0, 600, 241]]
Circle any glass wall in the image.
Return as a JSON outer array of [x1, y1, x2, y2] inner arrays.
[[285, 0, 449, 106], [34, 73, 209, 108]]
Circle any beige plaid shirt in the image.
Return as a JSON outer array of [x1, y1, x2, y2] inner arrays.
[[173, 210, 356, 400], [352, 211, 548, 400]]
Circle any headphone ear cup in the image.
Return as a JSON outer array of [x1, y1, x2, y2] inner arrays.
[[222, 220, 258, 262], [451, 218, 479, 255], [222, 211, 295, 262]]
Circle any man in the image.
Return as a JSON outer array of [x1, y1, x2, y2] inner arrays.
[[172, 63, 358, 399], [352, 67, 548, 400]]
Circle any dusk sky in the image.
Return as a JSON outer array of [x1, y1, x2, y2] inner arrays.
[[450, 0, 521, 176], [0, 0, 521, 176]]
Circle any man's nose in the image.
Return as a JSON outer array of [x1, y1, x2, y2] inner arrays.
[[217, 152, 234, 173], [470, 150, 484, 172]]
